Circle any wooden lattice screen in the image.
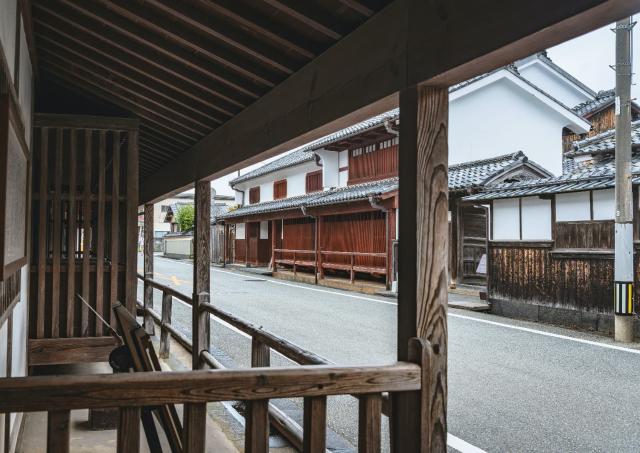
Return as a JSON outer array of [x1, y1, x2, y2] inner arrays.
[[28, 115, 138, 364]]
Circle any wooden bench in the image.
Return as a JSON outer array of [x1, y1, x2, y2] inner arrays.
[[112, 303, 183, 453]]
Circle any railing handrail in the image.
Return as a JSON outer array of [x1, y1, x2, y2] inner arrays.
[[0, 362, 420, 413], [273, 248, 315, 254], [319, 250, 386, 258], [138, 272, 192, 304]]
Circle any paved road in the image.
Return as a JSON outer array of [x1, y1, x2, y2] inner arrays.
[[139, 254, 640, 452]]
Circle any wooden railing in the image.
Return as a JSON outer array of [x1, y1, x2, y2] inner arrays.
[[273, 248, 316, 275], [136, 274, 416, 451]]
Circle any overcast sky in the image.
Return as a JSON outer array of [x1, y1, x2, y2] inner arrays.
[[209, 19, 639, 198]]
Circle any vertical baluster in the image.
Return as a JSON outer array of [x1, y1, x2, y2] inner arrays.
[[245, 338, 271, 453], [47, 410, 70, 453], [109, 131, 121, 329], [160, 291, 172, 358], [303, 396, 327, 453], [95, 131, 106, 336], [350, 253, 355, 283], [37, 127, 48, 339], [117, 406, 140, 453], [143, 203, 155, 335], [358, 394, 382, 453], [66, 129, 77, 337], [51, 128, 63, 338], [183, 403, 207, 453]]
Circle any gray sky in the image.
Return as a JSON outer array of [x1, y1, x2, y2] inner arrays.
[[210, 19, 639, 198]]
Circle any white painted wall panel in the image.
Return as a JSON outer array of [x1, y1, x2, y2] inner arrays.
[[315, 150, 339, 189], [556, 191, 590, 221], [11, 267, 27, 379], [517, 61, 592, 107], [521, 197, 552, 240], [592, 189, 615, 220], [0, 0, 17, 82], [235, 190, 243, 205], [493, 199, 520, 240], [236, 223, 245, 239], [339, 150, 348, 167], [0, 320, 7, 378], [287, 172, 306, 197], [259, 182, 273, 203], [259, 221, 268, 239]]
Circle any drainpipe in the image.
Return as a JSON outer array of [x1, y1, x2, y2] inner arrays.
[[301, 204, 319, 285], [384, 120, 399, 136], [369, 195, 392, 290]]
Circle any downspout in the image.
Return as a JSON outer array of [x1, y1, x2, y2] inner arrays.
[[384, 120, 399, 136], [301, 204, 319, 285], [369, 195, 391, 290]]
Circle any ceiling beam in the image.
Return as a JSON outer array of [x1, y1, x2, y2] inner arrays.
[[261, 0, 347, 40], [32, 2, 253, 110], [35, 25, 231, 124], [139, 0, 303, 74], [336, 0, 375, 17], [38, 45, 221, 130], [40, 56, 209, 139], [56, 0, 268, 97], [139, 0, 640, 203], [191, 0, 320, 59]]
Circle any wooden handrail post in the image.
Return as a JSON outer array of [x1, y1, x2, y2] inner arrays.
[[117, 407, 140, 453], [392, 84, 449, 452], [293, 250, 297, 276], [143, 203, 155, 335], [358, 394, 382, 453], [160, 291, 172, 358], [246, 338, 271, 452], [303, 396, 327, 453], [192, 180, 211, 369], [183, 403, 207, 453], [350, 253, 355, 283], [47, 410, 70, 453]]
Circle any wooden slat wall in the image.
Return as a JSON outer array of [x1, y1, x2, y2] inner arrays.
[[555, 221, 614, 249], [320, 212, 385, 268], [29, 118, 138, 343], [348, 144, 398, 185], [488, 243, 623, 313]]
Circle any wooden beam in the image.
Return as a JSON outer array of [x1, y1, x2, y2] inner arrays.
[[392, 85, 448, 452], [125, 129, 139, 315], [32, 5, 248, 112], [140, 0, 639, 203], [192, 181, 211, 369], [261, 0, 346, 40], [143, 203, 154, 335], [29, 337, 120, 366]]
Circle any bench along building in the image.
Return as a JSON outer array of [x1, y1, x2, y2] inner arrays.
[[219, 107, 551, 289], [465, 120, 640, 333]]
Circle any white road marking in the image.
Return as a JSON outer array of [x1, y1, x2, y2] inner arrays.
[[448, 433, 487, 453], [266, 279, 398, 305], [450, 313, 640, 355]]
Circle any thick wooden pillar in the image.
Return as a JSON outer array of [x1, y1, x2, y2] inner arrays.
[[125, 129, 139, 315], [143, 203, 154, 335], [192, 180, 211, 369], [392, 85, 448, 452]]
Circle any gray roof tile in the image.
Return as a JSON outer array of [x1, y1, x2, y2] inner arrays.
[[569, 119, 640, 156], [449, 151, 528, 191], [230, 149, 316, 186]]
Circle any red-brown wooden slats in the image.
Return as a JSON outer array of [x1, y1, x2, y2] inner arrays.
[[81, 129, 92, 337], [110, 131, 120, 328], [348, 144, 398, 184], [37, 127, 48, 338], [51, 128, 63, 338], [273, 179, 287, 199], [95, 131, 106, 336], [249, 186, 260, 204], [66, 129, 77, 337], [305, 170, 322, 193]]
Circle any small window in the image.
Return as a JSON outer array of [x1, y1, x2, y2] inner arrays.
[[160, 205, 169, 212], [273, 179, 287, 199], [306, 171, 322, 193], [249, 187, 260, 204]]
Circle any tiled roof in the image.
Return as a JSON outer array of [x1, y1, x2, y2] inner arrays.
[[449, 151, 529, 191], [537, 51, 597, 98], [572, 89, 615, 117], [218, 178, 398, 220], [230, 149, 316, 186], [465, 151, 640, 201], [568, 119, 640, 156]]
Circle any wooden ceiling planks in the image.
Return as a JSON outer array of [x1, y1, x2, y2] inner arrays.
[[32, 0, 379, 178]]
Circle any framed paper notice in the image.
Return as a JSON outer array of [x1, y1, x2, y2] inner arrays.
[[0, 94, 29, 280]]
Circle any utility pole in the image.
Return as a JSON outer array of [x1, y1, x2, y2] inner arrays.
[[613, 16, 635, 343]]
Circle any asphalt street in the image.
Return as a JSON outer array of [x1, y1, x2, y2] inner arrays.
[[138, 254, 640, 452]]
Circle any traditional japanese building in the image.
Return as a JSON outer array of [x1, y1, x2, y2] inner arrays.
[[464, 120, 640, 333]]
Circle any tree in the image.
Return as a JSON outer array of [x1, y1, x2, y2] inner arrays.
[[175, 204, 195, 232]]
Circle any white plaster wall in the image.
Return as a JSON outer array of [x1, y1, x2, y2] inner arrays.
[[259, 182, 273, 203], [234, 190, 244, 205], [260, 221, 269, 239], [236, 223, 245, 239], [517, 61, 593, 107], [592, 189, 615, 220], [287, 172, 306, 197], [315, 150, 339, 189], [339, 150, 348, 168], [493, 199, 520, 240], [521, 197, 552, 240], [556, 191, 590, 221], [338, 170, 349, 187], [0, 0, 17, 82], [449, 78, 573, 175]]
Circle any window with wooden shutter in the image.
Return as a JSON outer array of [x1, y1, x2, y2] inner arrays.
[[249, 186, 260, 204], [306, 170, 322, 193], [348, 138, 399, 184], [273, 179, 287, 199]]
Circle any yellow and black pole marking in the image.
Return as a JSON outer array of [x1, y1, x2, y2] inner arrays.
[[614, 281, 634, 315]]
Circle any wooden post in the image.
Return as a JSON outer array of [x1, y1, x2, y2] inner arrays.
[[245, 338, 270, 453], [350, 254, 355, 284], [223, 224, 228, 267], [392, 85, 448, 453], [183, 403, 207, 453], [47, 410, 70, 453], [143, 203, 155, 335], [318, 216, 324, 279], [125, 129, 139, 315], [303, 396, 326, 453], [192, 180, 211, 369], [117, 407, 140, 453], [160, 291, 172, 358], [358, 394, 382, 453], [449, 201, 458, 286], [271, 220, 277, 271]]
